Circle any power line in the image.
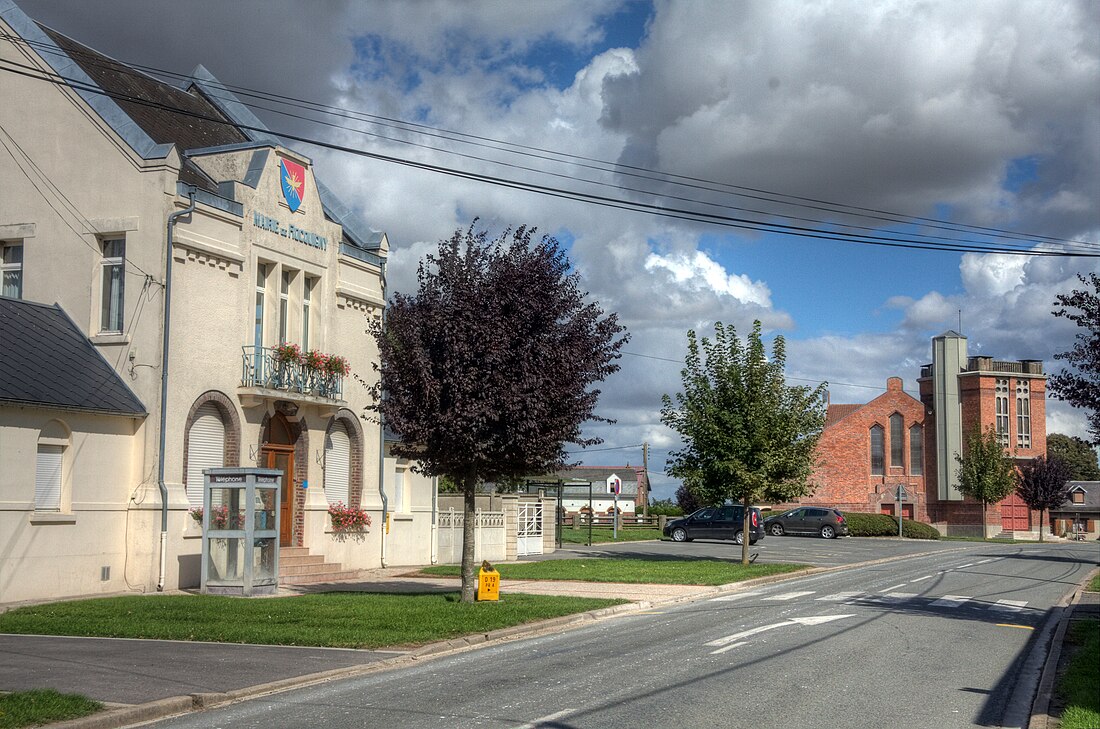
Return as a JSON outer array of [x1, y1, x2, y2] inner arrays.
[[1, 36, 1096, 258], [9, 30, 1094, 252]]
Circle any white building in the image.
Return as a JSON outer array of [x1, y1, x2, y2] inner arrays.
[[0, 1, 435, 604]]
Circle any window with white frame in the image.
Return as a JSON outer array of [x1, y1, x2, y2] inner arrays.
[[279, 269, 291, 344], [302, 276, 312, 351], [392, 467, 406, 513], [185, 403, 226, 508], [995, 379, 1010, 445], [35, 421, 69, 512], [324, 421, 350, 506], [1016, 380, 1031, 448], [100, 238, 125, 332], [2, 242, 23, 299], [254, 263, 267, 350]]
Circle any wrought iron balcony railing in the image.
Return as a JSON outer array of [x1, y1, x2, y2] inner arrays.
[[240, 345, 345, 400]]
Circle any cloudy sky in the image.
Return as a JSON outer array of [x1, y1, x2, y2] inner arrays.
[[14, 0, 1099, 499]]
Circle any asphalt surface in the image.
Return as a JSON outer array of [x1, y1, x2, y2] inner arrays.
[[0, 537, 1095, 729]]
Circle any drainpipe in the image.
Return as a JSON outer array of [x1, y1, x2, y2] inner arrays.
[[430, 475, 438, 564], [156, 187, 196, 592], [377, 259, 389, 567]]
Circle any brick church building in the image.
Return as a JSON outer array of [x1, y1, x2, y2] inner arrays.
[[804, 331, 1047, 537]]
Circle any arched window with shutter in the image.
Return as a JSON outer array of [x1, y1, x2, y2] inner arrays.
[[186, 403, 226, 507], [324, 421, 351, 506]]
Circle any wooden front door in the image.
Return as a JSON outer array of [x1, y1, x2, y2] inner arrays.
[[1000, 492, 1030, 532], [262, 447, 294, 546]]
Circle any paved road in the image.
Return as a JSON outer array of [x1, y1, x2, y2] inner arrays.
[[539, 532, 969, 567], [145, 540, 1098, 729]]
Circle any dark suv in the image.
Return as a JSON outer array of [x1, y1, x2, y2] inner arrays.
[[764, 507, 849, 539], [663, 505, 765, 545]]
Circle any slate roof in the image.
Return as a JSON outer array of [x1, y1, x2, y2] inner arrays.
[[1053, 482, 1100, 514], [529, 466, 647, 499], [0, 297, 146, 417]]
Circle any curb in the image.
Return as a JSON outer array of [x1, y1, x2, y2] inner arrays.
[[1028, 566, 1100, 729], [36, 543, 993, 728]]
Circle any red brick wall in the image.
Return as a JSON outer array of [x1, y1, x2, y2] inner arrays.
[[807, 378, 929, 520]]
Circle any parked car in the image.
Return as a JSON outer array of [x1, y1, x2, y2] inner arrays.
[[663, 505, 765, 545], [764, 507, 849, 539]]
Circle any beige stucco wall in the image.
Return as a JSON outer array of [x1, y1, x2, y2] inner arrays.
[[0, 16, 430, 602]]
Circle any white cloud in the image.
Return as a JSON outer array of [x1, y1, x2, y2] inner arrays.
[[644, 250, 772, 307]]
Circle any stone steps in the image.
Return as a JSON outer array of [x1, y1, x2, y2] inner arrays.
[[278, 547, 360, 585]]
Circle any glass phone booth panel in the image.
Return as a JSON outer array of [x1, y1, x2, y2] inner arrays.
[[201, 468, 281, 596]]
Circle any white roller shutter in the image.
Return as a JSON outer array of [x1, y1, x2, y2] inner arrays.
[[186, 403, 225, 507], [35, 445, 62, 511], [324, 423, 350, 506]]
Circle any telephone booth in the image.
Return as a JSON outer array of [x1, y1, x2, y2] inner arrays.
[[201, 468, 281, 596]]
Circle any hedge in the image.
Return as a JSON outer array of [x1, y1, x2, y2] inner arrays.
[[843, 511, 940, 540]]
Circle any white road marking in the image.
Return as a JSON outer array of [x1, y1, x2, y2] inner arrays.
[[991, 600, 1028, 612], [706, 614, 855, 653], [931, 595, 971, 608], [710, 592, 761, 602], [975, 559, 995, 565], [880, 592, 919, 603], [517, 708, 575, 729], [709, 640, 748, 655], [816, 591, 863, 602], [910, 575, 934, 583], [956, 563, 975, 569], [881, 584, 909, 593], [763, 591, 816, 601]]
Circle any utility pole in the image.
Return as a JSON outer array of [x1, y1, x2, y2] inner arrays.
[[642, 441, 650, 519]]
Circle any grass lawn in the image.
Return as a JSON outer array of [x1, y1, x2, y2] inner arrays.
[[1087, 574, 1100, 593], [0, 592, 624, 650], [0, 689, 102, 729], [421, 558, 807, 585], [560, 527, 663, 544], [1056, 620, 1100, 729]]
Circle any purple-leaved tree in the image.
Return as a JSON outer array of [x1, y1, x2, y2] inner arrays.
[[370, 223, 628, 602], [1016, 455, 1072, 543]]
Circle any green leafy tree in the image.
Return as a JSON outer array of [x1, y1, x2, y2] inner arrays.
[[1046, 433, 1100, 481], [954, 425, 1019, 537], [1016, 455, 1072, 542], [371, 223, 627, 602], [1050, 272, 1100, 444], [674, 484, 702, 514], [661, 321, 828, 564]]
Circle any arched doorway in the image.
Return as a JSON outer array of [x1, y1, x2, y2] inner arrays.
[[261, 413, 297, 546]]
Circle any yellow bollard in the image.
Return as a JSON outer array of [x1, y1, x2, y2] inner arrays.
[[477, 560, 500, 601]]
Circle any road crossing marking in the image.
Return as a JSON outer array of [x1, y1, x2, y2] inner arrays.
[[708, 589, 1033, 616], [816, 591, 863, 602], [762, 591, 816, 601], [710, 592, 760, 602]]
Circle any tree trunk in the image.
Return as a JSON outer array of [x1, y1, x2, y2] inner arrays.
[[741, 494, 751, 566], [981, 501, 988, 540], [1039, 509, 1045, 543], [460, 479, 477, 603]]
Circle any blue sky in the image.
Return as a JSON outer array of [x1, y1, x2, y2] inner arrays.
[[17, 0, 1099, 499]]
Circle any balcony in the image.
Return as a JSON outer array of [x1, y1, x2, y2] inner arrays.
[[239, 345, 346, 411]]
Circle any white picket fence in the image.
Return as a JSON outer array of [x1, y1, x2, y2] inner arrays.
[[437, 508, 507, 564]]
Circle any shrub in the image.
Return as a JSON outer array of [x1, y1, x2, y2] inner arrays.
[[842, 512, 939, 540], [647, 499, 683, 517]]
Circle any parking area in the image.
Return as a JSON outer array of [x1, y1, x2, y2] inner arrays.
[[532, 534, 964, 568]]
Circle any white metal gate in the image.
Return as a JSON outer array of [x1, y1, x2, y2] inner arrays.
[[517, 502, 544, 556]]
